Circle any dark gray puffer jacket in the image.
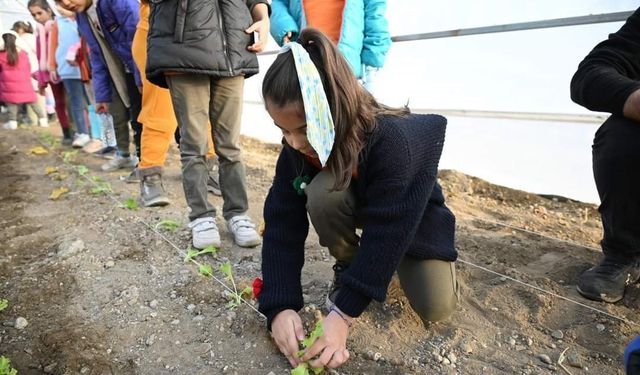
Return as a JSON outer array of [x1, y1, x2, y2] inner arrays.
[[146, 0, 269, 88]]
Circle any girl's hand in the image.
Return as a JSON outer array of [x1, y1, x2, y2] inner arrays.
[[246, 19, 269, 53], [49, 70, 59, 83], [301, 311, 351, 369], [271, 309, 305, 367]]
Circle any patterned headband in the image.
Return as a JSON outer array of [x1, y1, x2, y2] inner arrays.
[[280, 42, 335, 167]]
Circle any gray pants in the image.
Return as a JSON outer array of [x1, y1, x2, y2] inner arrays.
[[166, 74, 248, 221], [108, 83, 131, 156], [7, 102, 45, 122], [306, 169, 459, 323]]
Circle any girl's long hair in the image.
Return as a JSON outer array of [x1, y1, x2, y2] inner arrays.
[[262, 28, 408, 191], [3, 34, 19, 66], [12, 21, 34, 34]]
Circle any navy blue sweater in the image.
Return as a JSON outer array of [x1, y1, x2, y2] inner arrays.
[[258, 113, 457, 327]]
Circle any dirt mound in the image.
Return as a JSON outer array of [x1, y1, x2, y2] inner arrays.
[[0, 127, 636, 375]]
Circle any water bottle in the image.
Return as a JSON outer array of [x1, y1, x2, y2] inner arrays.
[[87, 104, 102, 140], [99, 113, 117, 147]]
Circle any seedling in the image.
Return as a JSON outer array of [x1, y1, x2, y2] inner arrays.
[[90, 176, 105, 183], [0, 299, 7, 312], [198, 263, 213, 278], [39, 132, 58, 146], [154, 219, 181, 232], [219, 262, 252, 309], [75, 165, 89, 176], [0, 356, 17, 375], [62, 150, 78, 163], [90, 182, 112, 195], [183, 246, 217, 262], [120, 198, 139, 210], [292, 320, 325, 375]]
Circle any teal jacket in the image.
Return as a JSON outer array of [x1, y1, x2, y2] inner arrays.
[[270, 0, 391, 78]]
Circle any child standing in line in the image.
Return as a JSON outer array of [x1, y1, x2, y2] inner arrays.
[[49, 5, 91, 148], [28, 0, 75, 138], [56, 0, 142, 179], [1, 31, 48, 130], [146, 0, 270, 248], [258, 29, 458, 370], [130, 0, 219, 207]]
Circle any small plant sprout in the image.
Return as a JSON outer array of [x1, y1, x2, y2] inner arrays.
[[154, 219, 182, 231], [198, 263, 213, 278], [183, 246, 217, 262], [120, 198, 139, 210], [292, 320, 325, 375], [0, 299, 8, 312], [39, 132, 58, 146], [219, 262, 252, 309], [90, 176, 105, 183], [75, 165, 89, 176], [0, 356, 17, 375], [90, 182, 112, 195], [62, 150, 78, 162]]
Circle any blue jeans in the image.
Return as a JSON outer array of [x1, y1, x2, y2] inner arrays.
[[62, 79, 88, 135]]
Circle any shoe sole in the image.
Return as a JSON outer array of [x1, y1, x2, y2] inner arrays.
[[235, 238, 261, 248], [193, 240, 221, 249], [142, 196, 171, 207], [576, 285, 623, 303]]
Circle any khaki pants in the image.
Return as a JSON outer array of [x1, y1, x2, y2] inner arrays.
[[305, 169, 459, 323], [166, 74, 248, 221]]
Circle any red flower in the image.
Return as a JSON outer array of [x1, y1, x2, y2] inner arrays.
[[252, 277, 263, 299]]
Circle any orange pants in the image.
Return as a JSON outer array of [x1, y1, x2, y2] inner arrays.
[[131, 3, 214, 169]]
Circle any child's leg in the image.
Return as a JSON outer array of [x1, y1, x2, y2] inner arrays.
[[49, 81, 70, 129], [26, 101, 47, 127], [6, 104, 19, 122], [124, 73, 143, 160], [209, 75, 248, 220], [396, 257, 458, 324], [108, 87, 132, 156], [166, 74, 214, 221], [62, 79, 89, 134], [305, 169, 360, 263], [139, 124, 174, 169]]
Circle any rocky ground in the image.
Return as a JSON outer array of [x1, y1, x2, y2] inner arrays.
[[0, 124, 638, 375]]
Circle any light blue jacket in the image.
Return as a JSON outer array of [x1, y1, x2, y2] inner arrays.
[[270, 0, 391, 78], [55, 17, 81, 80]]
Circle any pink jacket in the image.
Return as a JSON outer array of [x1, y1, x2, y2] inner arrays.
[[0, 50, 37, 104]]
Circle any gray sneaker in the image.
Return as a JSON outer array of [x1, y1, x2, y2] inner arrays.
[[140, 173, 170, 207], [101, 154, 138, 172]]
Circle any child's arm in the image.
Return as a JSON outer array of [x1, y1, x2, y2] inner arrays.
[[48, 21, 59, 82], [361, 0, 392, 69], [76, 14, 112, 109], [269, 0, 300, 46]]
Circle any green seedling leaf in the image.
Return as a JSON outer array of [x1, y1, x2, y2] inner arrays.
[[39, 132, 58, 146], [154, 219, 181, 231], [62, 150, 78, 162], [302, 320, 324, 349], [90, 183, 112, 195], [240, 286, 253, 299], [0, 356, 17, 375], [220, 262, 232, 280], [311, 366, 324, 374], [75, 165, 89, 176], [184, 248, 199, 262], [291, 364, 308, 375], [90, 176, 105, 183], [120, 198, 139, 210], [198, 263, 213, 278], [226, 299, 240, 309], [0, 299, 8, 312], [199, 245, 217, 257]]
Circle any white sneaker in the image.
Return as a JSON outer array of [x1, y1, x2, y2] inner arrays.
[[38, 118, 49, 127], [227, 215, 261, 248], [82, 139, 104, 154], [101, 154, 138, 172], [3, 121, 17, 130], [189, 217, 221, 249], [72, 133, 91, 148]]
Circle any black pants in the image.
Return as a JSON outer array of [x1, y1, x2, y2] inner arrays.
[[124, 73, 143, 159], [592, 115, 640, 262]]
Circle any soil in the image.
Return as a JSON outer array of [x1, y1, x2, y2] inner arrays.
[[1, 124, 638, 375]]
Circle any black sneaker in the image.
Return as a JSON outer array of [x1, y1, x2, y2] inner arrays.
[[140, 173, 170, 207], [577, 258, 640, 303], [325, 261, 349, 308]]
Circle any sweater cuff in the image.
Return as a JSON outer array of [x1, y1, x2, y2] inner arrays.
[[334, 286, 372, 318]]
